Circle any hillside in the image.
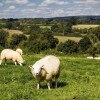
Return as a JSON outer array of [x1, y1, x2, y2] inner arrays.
[[0, 54, 100, 100]]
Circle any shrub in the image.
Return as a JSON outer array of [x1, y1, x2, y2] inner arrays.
[[87, 46, 97, 57], [10, 34, 27, 48], [25, 29, 59, 53], [57, 40, 78, 53], [78, 36, 92, 52], [0, 29, 9, 47]]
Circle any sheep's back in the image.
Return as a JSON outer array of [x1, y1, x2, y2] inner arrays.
[[36, 55, 60, 75]]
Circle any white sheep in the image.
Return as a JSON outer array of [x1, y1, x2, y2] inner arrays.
[[94, 57, 100, 60], [0, 49, 24, 66], [16, 48, 23, 55], [29, 55, 60, 90], [87, 56, 94, 59]]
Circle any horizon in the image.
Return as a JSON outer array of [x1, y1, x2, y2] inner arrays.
[[0, 0, 100, 18], [0, 15, 100, 19]]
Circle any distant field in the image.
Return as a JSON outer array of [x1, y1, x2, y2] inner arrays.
[[4, 29, 23, 36], [55, 36, 82, 43], [40, 25, 51, 29], [73, 24, 99, 29]]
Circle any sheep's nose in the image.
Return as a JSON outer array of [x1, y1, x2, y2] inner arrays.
[[36, 73, 39, 75]]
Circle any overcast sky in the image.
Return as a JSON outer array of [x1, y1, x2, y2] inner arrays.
[[0, 0, 100, 18]]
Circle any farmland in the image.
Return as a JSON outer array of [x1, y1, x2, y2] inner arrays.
[[0, 54, 100, 100], [54, 36, 82, 43], [73, 24, 99, 29]]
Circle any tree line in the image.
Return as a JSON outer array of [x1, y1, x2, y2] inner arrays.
[[0, 17, 100, 56]]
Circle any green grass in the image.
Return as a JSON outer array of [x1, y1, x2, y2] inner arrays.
[[0, 54, 100, 100]]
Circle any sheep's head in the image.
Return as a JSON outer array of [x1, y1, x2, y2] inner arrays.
[[29, 65, 44, 76]]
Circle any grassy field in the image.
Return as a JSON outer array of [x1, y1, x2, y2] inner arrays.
[[54, 36, 82, 43], [0, 54, 100, 100], [73, 24, 99, 29], [40, 25, 51, 29], [4, 29, 23, 36]]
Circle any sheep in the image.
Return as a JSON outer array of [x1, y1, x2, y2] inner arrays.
[[87, 56, 100, 60], [0, 49, 24, 66], [87, 56, 94, 59], [94, 57, 100, 60], [16, 48, 23, 55], [29, 55, 60, 90]]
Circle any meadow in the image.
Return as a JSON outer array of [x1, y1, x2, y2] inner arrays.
[[0, 54, 100, 100], [73, 24, 99, 29], [54, 36, 82, 43]]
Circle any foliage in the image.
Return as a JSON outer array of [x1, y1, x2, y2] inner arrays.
[[57, 40, 78, 53], [69, 17, 77, 25], [64, 22, 72, 36], [0, 29, 9, 47], [87, 46, 97, 57], [25, 29, 59, 53], [96, 42, 100, 53], [92, 26, 100, 40], [78, 36, 92, 52], [5, 21, 13, 29], [10, 34, 27, 48], [51, 24, 59, 33]]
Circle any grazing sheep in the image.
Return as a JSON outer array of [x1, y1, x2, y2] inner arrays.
[[16, 48, 23, 55], [0, 49, 24, 66], [94, 57, 100, 60], [29, 55, 60, 90], [87, 56, 100, 60], [87, 56, 94, 59]]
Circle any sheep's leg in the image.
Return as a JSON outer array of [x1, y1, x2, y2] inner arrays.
[[19, 63, 22, 66], [47, 81, 51, 90], [4, 59, 7, 65], [37, 82, 40, 90], [55, 78, 58, 88], [14, 62, 17, 66]]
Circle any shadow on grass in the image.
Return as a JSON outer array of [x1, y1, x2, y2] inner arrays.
[[52, 81, 67, 88], [40, 81, 67, 89]]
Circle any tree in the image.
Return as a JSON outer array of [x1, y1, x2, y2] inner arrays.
[[64, 22, 72, 36], [92, 26, 100, 40], [78, 36, 92, 52], [57, 40, 78, 53], [26, 29, 59, 53], [5, 21, 13, 29], [0, 29, 9, 47], [70, 17, 77, 25], [51, 24, 59, 33], [87, 32, 99, 57], [10, 34, 27, 48]]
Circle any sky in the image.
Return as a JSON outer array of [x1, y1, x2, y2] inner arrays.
[[0, 0, 100, 18]]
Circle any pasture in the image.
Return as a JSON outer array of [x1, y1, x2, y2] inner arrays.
[[54, 36, 82, 43], [0, 54, 100, 100], [4, 29, 23, 36], [73, 24, 99, 29]]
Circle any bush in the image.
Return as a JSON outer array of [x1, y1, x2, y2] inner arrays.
[[0, 29, 9, 47], [87, 46, 97, 57], [10, 34, 27, 48], [78, 36, 92, 52], [57, 40, 78, 53], [25, 29, 59, 53]]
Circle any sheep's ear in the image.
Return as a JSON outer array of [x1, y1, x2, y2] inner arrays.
[[41, 65, 48, 74], [29, 65, 33, 69], [41, 65, 44, 68]]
